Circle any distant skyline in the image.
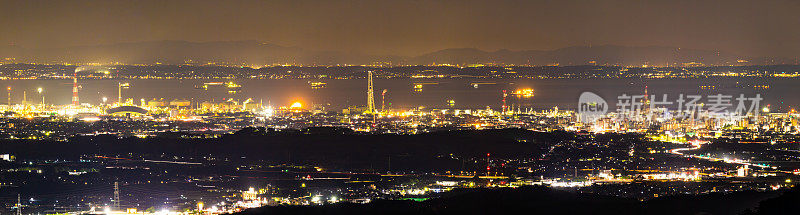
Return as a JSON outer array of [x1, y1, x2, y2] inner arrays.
[[1, 0, 799, 58]]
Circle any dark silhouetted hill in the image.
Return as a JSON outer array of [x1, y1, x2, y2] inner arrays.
[[235, 186, 786, 215], [2, 41, 794, 66]]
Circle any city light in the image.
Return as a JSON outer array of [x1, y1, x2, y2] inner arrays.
[[3, 1, 800, 214], [290, 102, 303, 109]]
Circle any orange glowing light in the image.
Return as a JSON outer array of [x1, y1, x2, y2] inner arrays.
[[512, 88, 534, 97], [290, 102, 303, 109]]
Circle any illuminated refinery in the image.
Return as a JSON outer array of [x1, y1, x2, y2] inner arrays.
[[0, 64, 799, 215]]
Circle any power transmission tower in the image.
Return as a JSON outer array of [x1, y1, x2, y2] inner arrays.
[[17, 193, 21, 215], [113, 181, 120, 211]]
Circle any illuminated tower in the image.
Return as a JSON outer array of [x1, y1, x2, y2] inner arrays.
[[366, 71, 375, 113], [381, 89, 387, 112], [118, 82, 122, 105], [118, 82, 130, 105], [502, 90, 507, 114], [72, 70, 79, 106], [644, 85, 650, 122]]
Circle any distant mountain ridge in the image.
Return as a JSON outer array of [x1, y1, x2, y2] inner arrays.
[[0, 41, 794, 66]]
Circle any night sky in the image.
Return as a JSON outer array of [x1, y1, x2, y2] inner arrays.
[[1, 0, 799, 57]]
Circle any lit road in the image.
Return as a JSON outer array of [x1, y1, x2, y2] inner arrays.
[[668, 143, 790, 173]]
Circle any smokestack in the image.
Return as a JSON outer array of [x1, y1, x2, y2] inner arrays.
[[72, 70, 79, 106]]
